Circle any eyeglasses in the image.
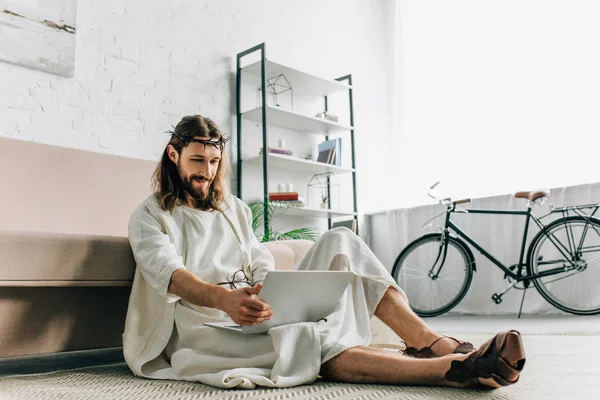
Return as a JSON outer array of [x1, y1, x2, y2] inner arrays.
[[217, 269, 253, 290]]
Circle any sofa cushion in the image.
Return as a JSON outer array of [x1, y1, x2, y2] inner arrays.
[[0, 231, 135, 284], [262, 240, 314, 270]]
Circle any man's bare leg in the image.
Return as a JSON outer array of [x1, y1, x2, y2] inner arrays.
[[320, 346, 500, 388], [374, 287, 464, 356]]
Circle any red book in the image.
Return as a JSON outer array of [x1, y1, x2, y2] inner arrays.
[[269, 192, 299, 201]]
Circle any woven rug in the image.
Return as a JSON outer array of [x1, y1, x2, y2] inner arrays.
[[1, 331, 599, 400]]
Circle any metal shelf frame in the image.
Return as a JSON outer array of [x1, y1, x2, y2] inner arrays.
[[236, 43, 358, 235]]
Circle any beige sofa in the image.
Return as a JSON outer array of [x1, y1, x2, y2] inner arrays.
[[0, 137, 318, 358]]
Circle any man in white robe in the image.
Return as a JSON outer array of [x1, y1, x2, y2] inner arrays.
[[123, 115, 525, 390]]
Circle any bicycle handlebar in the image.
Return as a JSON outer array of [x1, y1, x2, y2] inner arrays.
[[428, 182, 471, 207], [454, 198, 471, 205]]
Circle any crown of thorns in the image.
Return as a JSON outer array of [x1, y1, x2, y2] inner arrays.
[[167, 129, 230, 150]]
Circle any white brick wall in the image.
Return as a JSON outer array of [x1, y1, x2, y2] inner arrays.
[[0, 0, 394, 215]]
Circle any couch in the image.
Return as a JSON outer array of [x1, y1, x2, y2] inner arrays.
[[0, 137, 322, 359]]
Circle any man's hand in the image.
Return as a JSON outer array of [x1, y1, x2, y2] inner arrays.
[[217, 284, 273, 326]]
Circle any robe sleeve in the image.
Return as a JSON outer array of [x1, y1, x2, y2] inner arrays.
[[128, 204, 186, 303], [241, 202, 275, 285]]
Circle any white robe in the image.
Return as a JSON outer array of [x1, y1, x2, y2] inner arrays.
[[124, 194, 406, 389]]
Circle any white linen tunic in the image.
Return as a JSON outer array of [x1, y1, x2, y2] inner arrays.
[[124, 194, 407, 389]]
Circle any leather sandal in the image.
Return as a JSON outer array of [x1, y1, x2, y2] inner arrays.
[[445, 330, 526, 388], [403, 336, 474, 359]]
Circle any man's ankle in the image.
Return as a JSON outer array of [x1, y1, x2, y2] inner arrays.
[[404, 326, 439, 349]]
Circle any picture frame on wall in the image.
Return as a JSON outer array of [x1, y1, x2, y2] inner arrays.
[[0, 0, 78, 77]]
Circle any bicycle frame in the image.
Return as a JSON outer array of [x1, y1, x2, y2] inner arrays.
[[432, 204, 592, 283]]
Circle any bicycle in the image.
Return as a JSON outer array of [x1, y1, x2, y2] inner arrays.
[[391, 182, 600, 317]]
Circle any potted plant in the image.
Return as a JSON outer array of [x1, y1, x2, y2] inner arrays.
[[320, 194, 329, 209], [247, 199, 319, 242]]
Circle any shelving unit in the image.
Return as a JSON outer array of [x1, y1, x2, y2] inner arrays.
[[241, 59, 351, 97], [244, 153, 355, 175], [236, 43, 358, 234], [242, 106, 353, 134], [271, 204, 358, 219]]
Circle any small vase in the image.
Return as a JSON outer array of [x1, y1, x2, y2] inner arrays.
[[320, 202, 328, 209]]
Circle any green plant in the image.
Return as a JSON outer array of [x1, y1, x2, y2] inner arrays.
[[247, 199, 319, 242]]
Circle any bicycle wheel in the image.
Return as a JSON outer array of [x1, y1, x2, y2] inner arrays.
[[391, 233, 473, 317], [527, 216, 600, 315]]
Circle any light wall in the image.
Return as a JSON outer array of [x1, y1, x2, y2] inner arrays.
[[389, 0, 600, 209], [0, 0, 394, 219]]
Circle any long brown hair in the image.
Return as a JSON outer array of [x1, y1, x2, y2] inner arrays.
[[153, 115, 231, 213]]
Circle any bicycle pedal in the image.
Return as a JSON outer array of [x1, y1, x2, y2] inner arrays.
[[492, 293, 503, 304]]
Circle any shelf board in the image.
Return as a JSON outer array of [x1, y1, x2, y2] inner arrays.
[[245, 153, 354, 175], [242, 106, 352, 134], [241, 59, 351, 97], [272, 204, 357, 219]]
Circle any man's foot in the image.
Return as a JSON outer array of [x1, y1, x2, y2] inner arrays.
[[443, 354, 502, 389], [403, 334, 474, 358], [444, 330, 525, 390]]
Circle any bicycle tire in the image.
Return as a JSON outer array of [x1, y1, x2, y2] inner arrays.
[[391, 233, 474, 317], [527, 216, 600, 315]]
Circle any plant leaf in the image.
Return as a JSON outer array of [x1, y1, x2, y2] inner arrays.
[[279, 227, 319, 241], [247, 200, 264, 233], [245, 199, 319, 243]]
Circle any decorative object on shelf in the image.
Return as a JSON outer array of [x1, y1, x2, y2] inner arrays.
[[0, 0, 78, 77], [259, 146, 293, 156], [277, 138, 286, 148], [307, 172, 339, 210], [317, 138, 341, 165], [331, 218, 357, 234], [258, 73, 294, 110], [315, 111, 339, 123], [275, 184, 294, 193], [247, 199, 318, 242]]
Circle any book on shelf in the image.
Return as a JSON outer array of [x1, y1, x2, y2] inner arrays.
[[259, 147, 293, 156], [272, 199, 305, 207], [331, 219, 357, 234], [269, 192, 302, 201], [316, 148, 332, 164], [327, 147, 336, 164], [317, 138, 342, 165]]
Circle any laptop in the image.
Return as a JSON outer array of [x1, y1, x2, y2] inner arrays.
[[204, 270, 353, 334]]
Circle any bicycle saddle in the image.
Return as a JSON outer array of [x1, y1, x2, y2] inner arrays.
[[514, 189, 550, 201]]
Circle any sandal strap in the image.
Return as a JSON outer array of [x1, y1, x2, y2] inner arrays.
[[402, 336, 474, 358]]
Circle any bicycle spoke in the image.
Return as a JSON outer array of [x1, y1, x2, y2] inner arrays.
[[580, 251, 600, 265], [395, 236, 471, 315], [531, 218, 600, 314], [401, 276, 436, 281]]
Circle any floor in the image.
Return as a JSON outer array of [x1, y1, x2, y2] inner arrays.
[[426, 314, 600, 335], [2, 317, 600, 399], [2, 314, 599, 378]]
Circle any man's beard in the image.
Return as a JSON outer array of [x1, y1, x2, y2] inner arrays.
[[178, 162, 212, 209]]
